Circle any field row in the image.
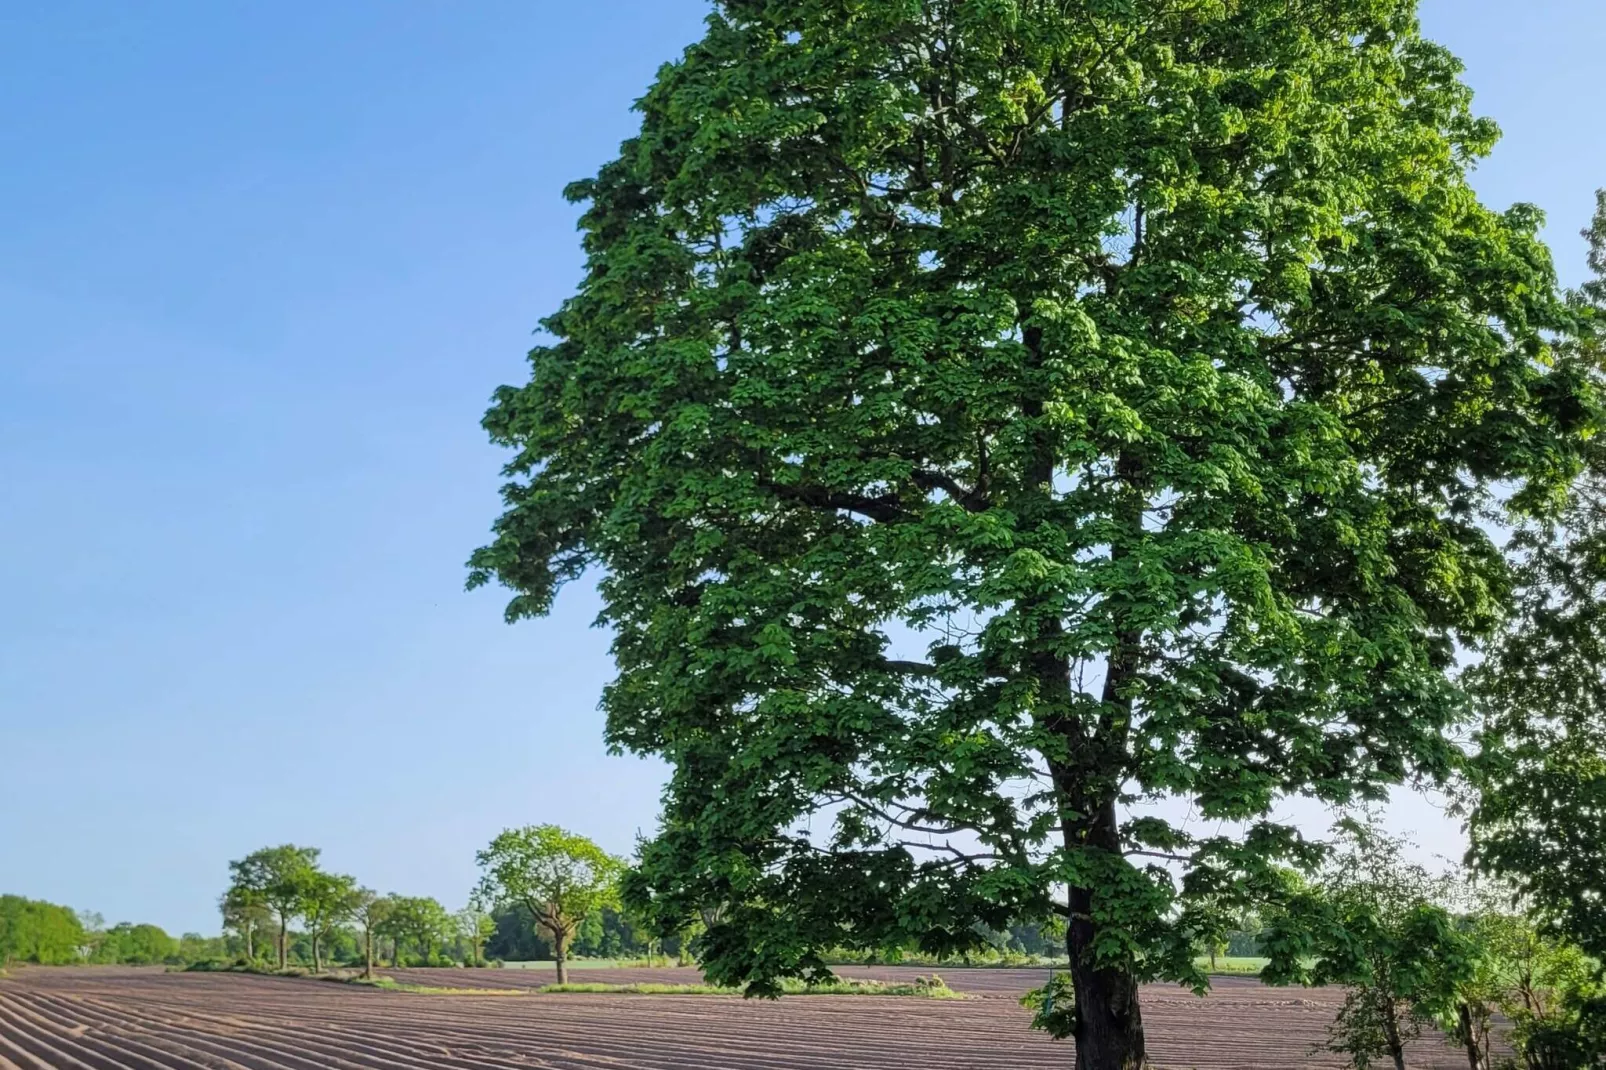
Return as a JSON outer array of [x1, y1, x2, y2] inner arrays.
[[0, 966, 1477, 1069]]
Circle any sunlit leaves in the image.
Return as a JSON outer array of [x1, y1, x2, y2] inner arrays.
[[471, 0, 1596, 1040]]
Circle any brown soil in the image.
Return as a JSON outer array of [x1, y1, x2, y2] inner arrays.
[[0, 965, 1475, 1069]]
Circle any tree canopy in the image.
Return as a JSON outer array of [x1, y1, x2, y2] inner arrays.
[[471, 2, 1601, 1066], [1466, 190, 1606, 966], [299, 869, 360, 973], [227, 844, 321, 969], [475, 825, 623, 983], [1262, 827, 1478, 1070], [0, 895, 85, 965]]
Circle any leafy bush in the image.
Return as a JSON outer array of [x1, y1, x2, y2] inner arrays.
[[1022, 973, 1078, 1039]]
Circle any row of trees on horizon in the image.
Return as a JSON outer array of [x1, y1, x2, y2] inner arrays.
[[7, 817, 1602, 1068], [0, 896, 212, 968], [221, 824, 636, 983]]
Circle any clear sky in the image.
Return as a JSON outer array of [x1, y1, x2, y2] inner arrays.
[[2, 2, 1602, 937]]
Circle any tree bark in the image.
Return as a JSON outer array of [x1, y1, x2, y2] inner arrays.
[[278, 915, 288, 970], [1055, 558, 1148, 1069], [1065, 799, 1148, 1070], [1383, 1009, 1407, 1070], [312, 930, 322, 974], [555, 929, 569, 985], [1457, 1004, 1482, 1070], [244, 922, 254, 962], [364, 929, 374, 979]]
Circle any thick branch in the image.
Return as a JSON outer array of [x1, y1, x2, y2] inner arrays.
[[910, 468, 989, 511], [761, 481, 907, 523]]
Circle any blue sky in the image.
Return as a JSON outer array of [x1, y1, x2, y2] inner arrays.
[[1, 2, 1602, 936]]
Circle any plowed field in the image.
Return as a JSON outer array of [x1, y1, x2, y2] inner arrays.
[[0, 965, 1475, 1069]]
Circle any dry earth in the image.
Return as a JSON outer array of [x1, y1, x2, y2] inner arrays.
[[0, 965, 1476, 1069]]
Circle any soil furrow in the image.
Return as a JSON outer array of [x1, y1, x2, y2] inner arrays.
[[0, 966, 1481, 1069]]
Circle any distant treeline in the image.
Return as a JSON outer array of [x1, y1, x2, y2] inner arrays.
[[0, 895, 222, 967], [2, 891, 1078, 971]]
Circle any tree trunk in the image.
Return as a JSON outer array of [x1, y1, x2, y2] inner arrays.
[[245, 922, 254, 962], [1458, 1004, 1482, 1070], [1066, 820, 1148, 1070], [364, 929, 374, 979], [1209, 947, 1217, 971], [312, 931, 322, 974], [278, 915, 288, 970], [555, 930, 569, 985], [1382, 1010, 1407, 1070], [1056, 615, 1147, 1069]]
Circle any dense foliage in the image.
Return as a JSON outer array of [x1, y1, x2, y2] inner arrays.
[[1261, 838, 1606, 1070], [227, 844, 323, 970], [1263, 829, 1479, 1070], [0, 895, 85, 965], [1467, 191, 1606, 968], [487, 902, 654, 962], [475, 825, 625, 983], [471, 1, 1600, 1065], [91, 922, 180, 966], [0, 897, 202, 967]]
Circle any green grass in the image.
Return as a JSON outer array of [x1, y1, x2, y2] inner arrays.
[[179, 961, 312, 978], [819, 948, 1056, 969], [342, 976, 526, 996], [499, 958, 682, 970], [542, 982, 734, 995], [542, 975, 964, 999], [1196, 956, 1269, 976]]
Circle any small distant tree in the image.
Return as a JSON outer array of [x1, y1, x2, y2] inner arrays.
[[228, 845, 320, 969], [73, 910, 106, 961], [1448, 895, 1605, 1070], [1263, 826, 1479, 1070], [456, 907, 495, 966], [300, 871, 360, 973], [384, 896, 453, 966], [475, 825, 624, 983], [675, 918, 704, 967], [375, 900, 407, 967], [351, 890, 393, 979], [95, 923, 179, 965], [220, 887, 272, 962]]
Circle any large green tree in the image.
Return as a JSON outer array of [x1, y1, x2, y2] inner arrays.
[[471, 4, 1598, 1066], [227, 845, 320, 969], [1466, 190, 1606, 967], [474, 826, 623, 983]]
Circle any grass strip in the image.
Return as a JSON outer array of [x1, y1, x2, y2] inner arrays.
[[543, 976, 965, 999], [341, 976, 526, 996]]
